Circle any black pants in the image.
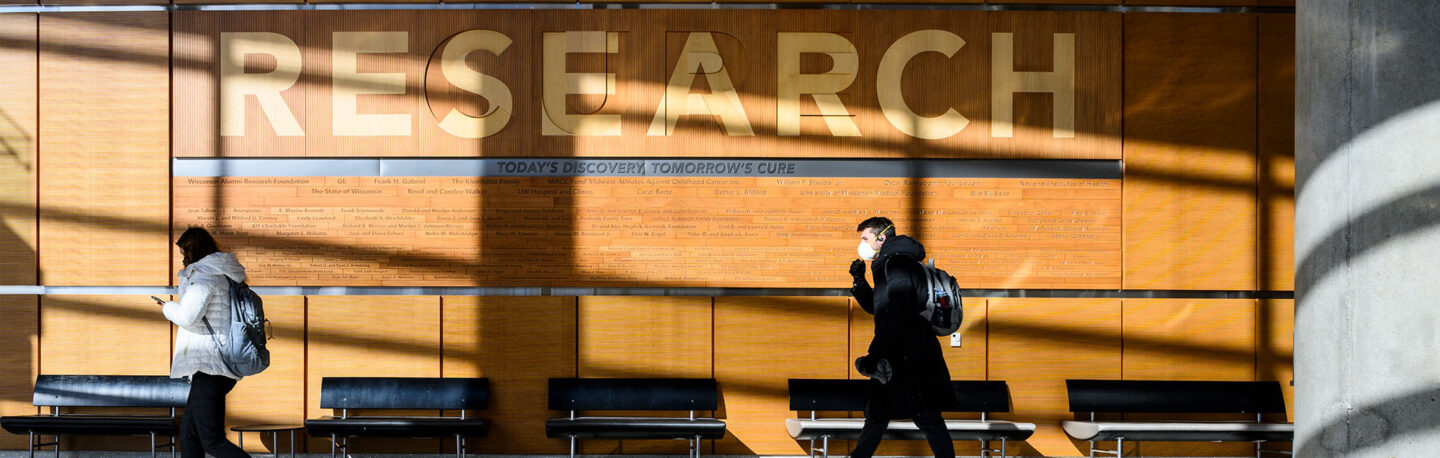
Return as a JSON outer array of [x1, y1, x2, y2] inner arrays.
[[180, 372, 248, 458], [850, 407, 955, 458]]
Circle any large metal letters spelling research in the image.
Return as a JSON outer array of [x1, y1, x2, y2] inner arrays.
[[178, 10, 1117, 158], [223, 30, 1067, 138]]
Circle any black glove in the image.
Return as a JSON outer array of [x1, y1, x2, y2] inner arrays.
[[855, 355, 893, 384], [849, 259, 867, 280]]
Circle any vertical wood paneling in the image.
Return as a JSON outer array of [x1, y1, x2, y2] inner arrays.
[[1258, 299, 1294, 421], [1124, 299, 1256, 457], [173, 11, 307, 157], [38, 12, 169, 286], [577, 296, 712, 378], [39, 0, 167, 6], [0, 295, 38, 450], [990, 0, 1117, 3], [304, 11, 425, 156], [848, 297, 988, 456], [1126, 0, 1257, 5], [988, 11, 1122, 159], [305, 296, 441, 452], [577, 296, 711, 454], [1123, 13, 1258, 291], [38, 294, 171, 451], [1259, 13, 1296, 292], [224, 296, 305, 453], [1123, 299, 1256, 381], [0, 14, 36, 286], [414, 11, 534, 157], [988, 298, 1122, 457], [714, 297, 849, 455], [39, 295, 172, 375], [850, 10, 988, 160], [441, 296, 576, 454]]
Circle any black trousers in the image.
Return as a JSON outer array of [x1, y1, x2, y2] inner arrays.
[[850, 407, 955, 458], [180, 372, 249, 458]]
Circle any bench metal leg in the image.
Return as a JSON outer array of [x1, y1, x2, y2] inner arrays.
[[1002, 438, 1007, 456], [1089, 438, 1123, 457], [980, 440, 988, 458], [820, 435, 829, 458], [569, 435, 577, 458], [331, 434, 349, 458]]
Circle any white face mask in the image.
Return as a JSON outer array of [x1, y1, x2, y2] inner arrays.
[[857, 240, 878, 261]]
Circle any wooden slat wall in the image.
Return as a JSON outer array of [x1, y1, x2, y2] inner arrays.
[[1258, 299, 1294, 421], [224, 296, 305, 453], [37, 12, 169, 286], [988, 298, 1123, 457], [1122, 12, 1258, 291], [39, 0, 167, 5], [303, 11, 425, 155], [441, 296, 576, 454], [0, 295, 38, 450], [1259, 13, 1296, 292], [39, 295, 172, 375], [988, 11, 1122, 159], [576, 296, 712, 454], [713, 297, 849, 455], [414, 10, 534, 158], [39, 294, 173, 451], [1123, 299, 1256, 382], [1127, 0, 1257, 5], [991, 0, 1116, 4], [847, 297, 988, 457], [1123, 299, 1256, 457], [173, 10, 307, 157], [0, 14, 36, 286], [305, 296, 441, 453]]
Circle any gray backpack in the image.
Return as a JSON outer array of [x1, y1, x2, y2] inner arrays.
[[916, 258, 963, 336], [201, 276, 272, 377]]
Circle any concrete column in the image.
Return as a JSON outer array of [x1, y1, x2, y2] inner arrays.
[[1296, 2, 1440, 456]]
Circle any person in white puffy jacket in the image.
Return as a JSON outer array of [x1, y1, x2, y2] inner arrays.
[[160, 227, 249, 458]]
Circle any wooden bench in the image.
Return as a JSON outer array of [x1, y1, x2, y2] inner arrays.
[[1062, 379, 1293, 458], [304, 377, 489, 458], [0, 375, 190, 458], [784, 379, 1035, 457], [545, 378, 726, 458]]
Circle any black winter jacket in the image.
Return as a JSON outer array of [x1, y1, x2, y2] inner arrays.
[[851, 235, 955, 416]]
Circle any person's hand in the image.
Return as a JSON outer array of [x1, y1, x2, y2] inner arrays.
[[855, 355, 893, 384], [849, 259, 867, 279], [855, 355, 876, 374]]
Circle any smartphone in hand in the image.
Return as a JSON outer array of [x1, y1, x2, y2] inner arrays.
[[151, 296, 165, 306]]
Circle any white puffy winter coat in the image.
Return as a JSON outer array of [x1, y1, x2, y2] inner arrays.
[[163, 252, 245, 381]]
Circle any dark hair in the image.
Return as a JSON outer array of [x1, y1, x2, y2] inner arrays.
[[856, 217, 896, 238], [176, 227, 220, 267]]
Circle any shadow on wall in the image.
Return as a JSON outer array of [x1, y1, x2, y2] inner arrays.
[[1295, 385, 1440, 457]]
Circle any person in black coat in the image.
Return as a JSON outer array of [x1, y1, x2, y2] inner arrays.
[[849, 217, 955, 458]]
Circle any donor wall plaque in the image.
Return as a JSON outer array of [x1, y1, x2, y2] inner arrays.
[[173, 159, 1121, 289]]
